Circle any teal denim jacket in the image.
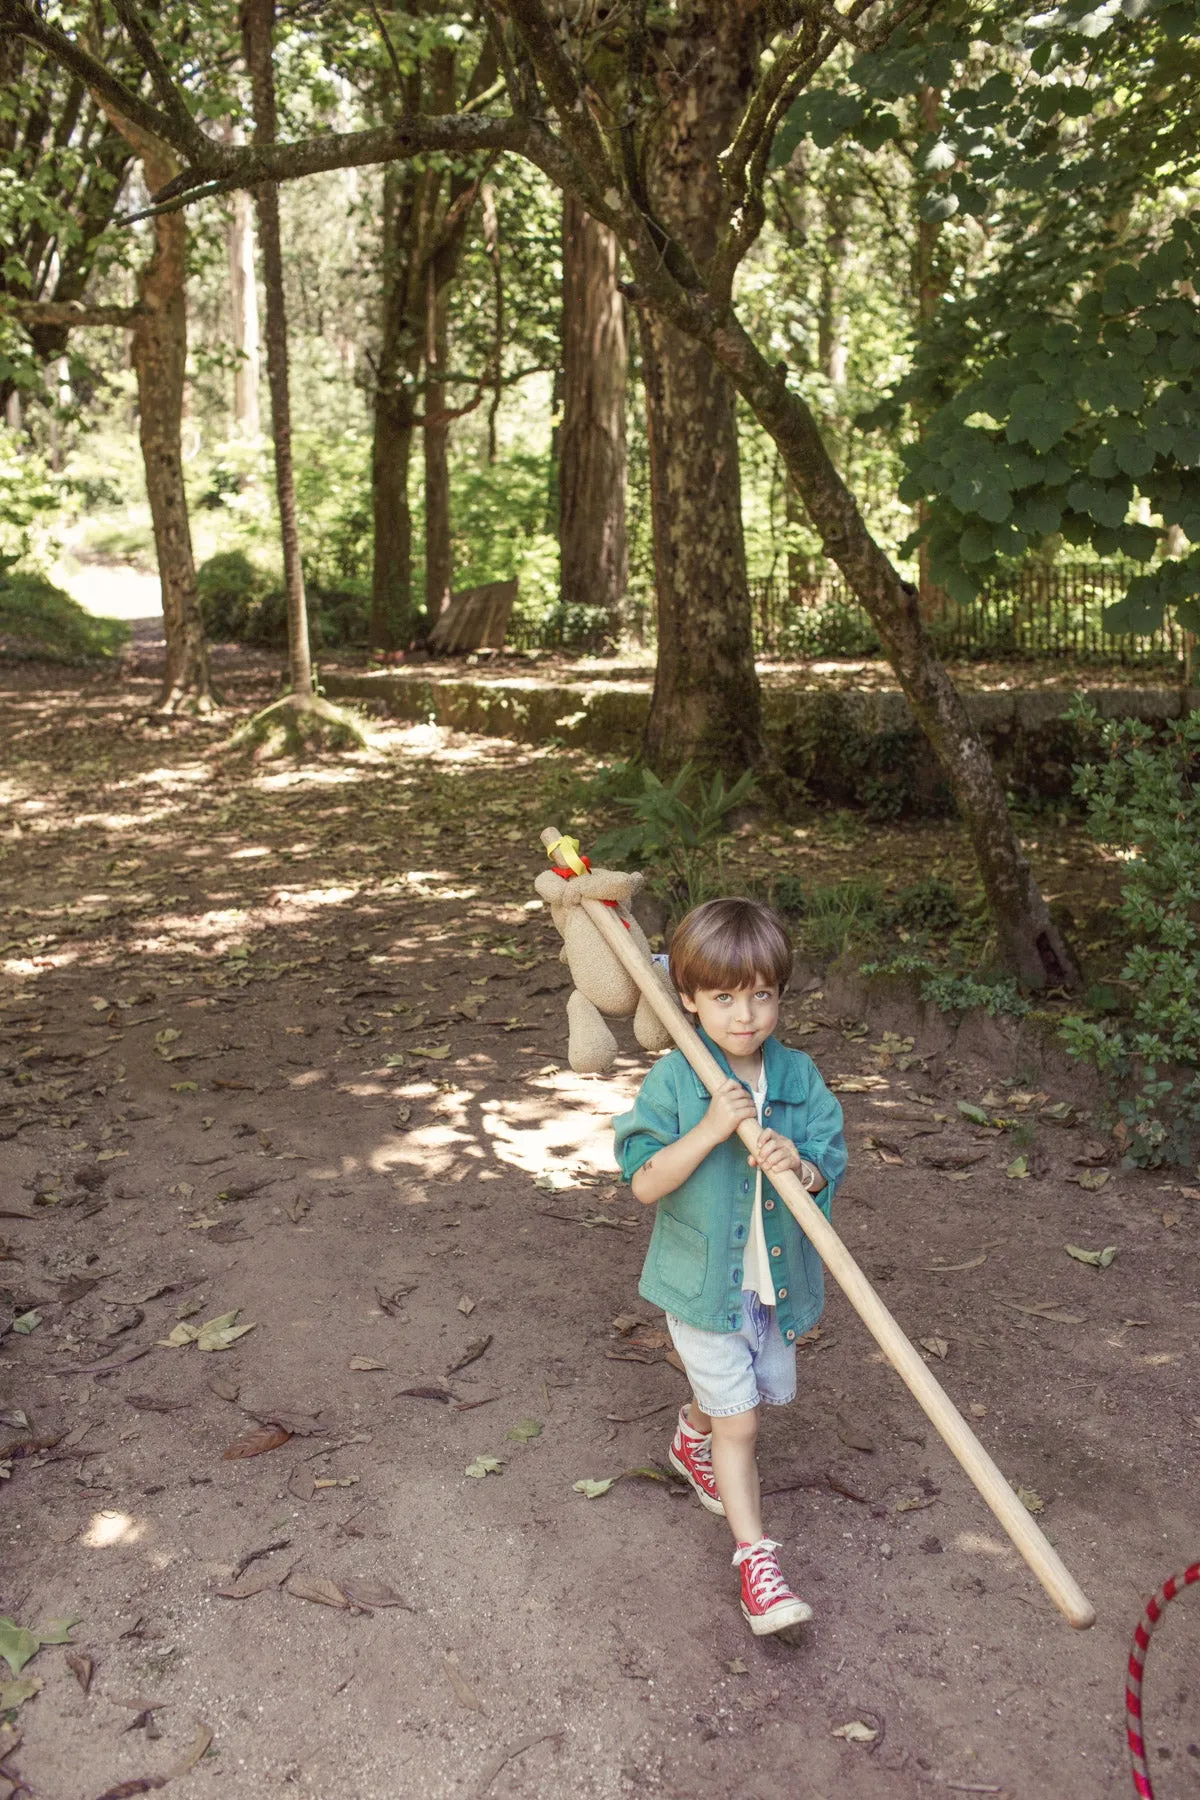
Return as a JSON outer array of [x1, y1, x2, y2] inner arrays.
[[612, 1029, 847, 1343]]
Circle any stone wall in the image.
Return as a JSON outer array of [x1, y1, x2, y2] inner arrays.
[[323, 666, 1198, 816]]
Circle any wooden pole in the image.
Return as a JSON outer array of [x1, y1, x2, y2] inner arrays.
[[541, 827, 1096, 1631]]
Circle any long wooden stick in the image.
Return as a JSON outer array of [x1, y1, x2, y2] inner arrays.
[[541, 827, 1095, 1631]]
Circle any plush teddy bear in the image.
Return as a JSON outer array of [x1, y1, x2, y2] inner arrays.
[[533, 864, 678, 1074]]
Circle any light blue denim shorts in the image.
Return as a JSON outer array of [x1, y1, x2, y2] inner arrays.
[[665, 1290, 797, 1418]]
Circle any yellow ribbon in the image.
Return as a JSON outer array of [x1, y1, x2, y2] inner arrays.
[[545, 832, 586, 876]]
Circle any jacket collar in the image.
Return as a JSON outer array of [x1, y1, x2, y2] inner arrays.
[[690, 1027, 808, 1102]]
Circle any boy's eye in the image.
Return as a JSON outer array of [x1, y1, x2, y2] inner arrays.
[[713, 993, 731, 1004], [755, 990, 773, 1001]]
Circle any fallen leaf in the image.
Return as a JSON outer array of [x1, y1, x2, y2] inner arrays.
[[409, 1044, 451, 1060], [340, 1581, 411, 1610], [92, 1779, 168, 1798], [159, 1322, 199, 1347], [969, 1402, 988, 1419], [312, 1476, 358, 1490], [831, 1720, 877, 1743], [66, 1649, 94, 1692], [727, 1657, 749, 1675], [167, 1722, 214, 1778], [573, 1477, 617, 1499], [925, 1255, 987, 1273], [835, 1415, 874, 1453], [1014, 1484, 1045, 1513], [445, 1335, 492, 1375], [1077, 1169, 1110, 1191], [0, 1621, 40, 1677], [169, 1082, 198, 1094], [443, 1651, 481, 1710], [956, 1101, 993, 1126], [215, 1572, 283, 1600], [456, 1295, 476, 1316], [1005, 1155, 1030, 1179], [996, 1298, 1085, 1324], [0, 1675, 42, 1709], [919, 1336, 949, 1359], [209, 1378, 240, 1403], [533, 1169, 577, 1192], [36, 1618, 80, 1645], [222, 1425, 291, 1461], [464, 1455, 504, 1479], [11, 1310, 40, 1335], [348, 1356, 388, 1372], [196, 1311, 257, 1352], [611, 1313, 649, 1336], [505, 1418, 542, 1442], [286, 1574, 349, 1609], [1065, 1243, 1117, 1269], [1160, 1212, 1179, 1229], [895, 1493, 938, 1513]]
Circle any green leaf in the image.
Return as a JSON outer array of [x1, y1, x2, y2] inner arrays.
[[1005, 1155, 1030, 1179], [464, 1455, 505, 1479], [572, 1476, 617, 1499], [0, 1675, 42, 1710], [958, 525, 995, 564], [956, 1101, 992, 1126], [11, 1311, 40, 1335], [919, 192, 959, 223], [34, 1618, 79, 1646], [505, 1418, 543, 1442], [0, 1621, 40, 1678], [1065, 1243, 1117, 1268]]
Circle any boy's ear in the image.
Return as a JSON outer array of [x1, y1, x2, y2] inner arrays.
[[679, 992, 698, 1015]]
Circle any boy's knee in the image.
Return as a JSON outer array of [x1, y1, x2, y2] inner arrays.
[[712, 1406, 759, 1446]]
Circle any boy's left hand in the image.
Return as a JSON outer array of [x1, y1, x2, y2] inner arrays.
[[749, 1129, 802, 1179]]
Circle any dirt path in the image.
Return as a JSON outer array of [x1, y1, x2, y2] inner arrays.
[[0, 664, 1196, 1800]]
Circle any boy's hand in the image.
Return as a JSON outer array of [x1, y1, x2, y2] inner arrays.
[[749, 1129, 802, 1180], [704, 1077, 757, 1143]]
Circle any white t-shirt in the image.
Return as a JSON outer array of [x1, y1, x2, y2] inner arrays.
[[741, 1062, 776, 1306]]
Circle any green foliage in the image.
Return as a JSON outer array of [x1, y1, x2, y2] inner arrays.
[[196, 550, 271, 643], [0, 558, 127, 662], [0, 438, 61, 565], [1059, 697, 1200, 1165], [592, 763, 757, 917], [792, 878, 885, 959], [920, 969, 1030, 1019], [884, 876, 963, 937]]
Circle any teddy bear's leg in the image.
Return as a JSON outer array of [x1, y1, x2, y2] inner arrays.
[[566, 989, 619, 1075], [633, 963, 678, 1053]]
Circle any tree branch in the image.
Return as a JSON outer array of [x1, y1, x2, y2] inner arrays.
[[109, 0, 210, 162], [0, 0, 198, 161], [4, 299, 146, 328]]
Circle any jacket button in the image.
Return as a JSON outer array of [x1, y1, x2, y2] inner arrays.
[[770, 1244, 782, 1258], [742, 1179, 750, 1193], [764, 1198, 775, 1212], [778, 1286, 788, 1299], [764, 1106, 772, 1118], [734, 1225, 745, 1241], [731, 1269, 741, 1286], [785, 1328, 796, 1342]]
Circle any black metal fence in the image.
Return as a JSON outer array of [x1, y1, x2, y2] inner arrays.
[[748, 563, 1187, 664]]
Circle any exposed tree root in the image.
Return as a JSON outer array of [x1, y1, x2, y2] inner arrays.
[[228, 689, 370, 757], [156, 681, 218, 718]]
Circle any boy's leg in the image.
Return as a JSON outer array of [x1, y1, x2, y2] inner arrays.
[[709, 1405, 762, 1545]]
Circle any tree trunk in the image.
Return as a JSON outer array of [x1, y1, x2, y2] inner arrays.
[[560, 191, 627, 646], [227, 175, 261, 435], [242, 0, 311, 694], [371, 162, 422, 651], [98, 112, 211, 711], [640, 21, 764, 775], [705, 313, 1080, 988], [914, 87, 949, 623], [423, 268, 452, 624]]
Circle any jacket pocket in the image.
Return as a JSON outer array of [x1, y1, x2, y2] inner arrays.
[[656, 1210, 709, 1301]]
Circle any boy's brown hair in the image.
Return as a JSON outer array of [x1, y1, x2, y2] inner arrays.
[[668, 897, 793, 999]]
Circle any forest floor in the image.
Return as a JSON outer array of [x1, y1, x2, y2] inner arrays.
[[0, 644, 1197, 1800]]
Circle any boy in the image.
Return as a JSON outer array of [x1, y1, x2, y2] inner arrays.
[[613, 897, 846, 1635]]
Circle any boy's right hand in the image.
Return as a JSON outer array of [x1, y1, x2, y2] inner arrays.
[[704, 1077, 757, 1143]]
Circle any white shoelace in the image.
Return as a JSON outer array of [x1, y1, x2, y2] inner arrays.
[[733, 1538, 791, 1604]]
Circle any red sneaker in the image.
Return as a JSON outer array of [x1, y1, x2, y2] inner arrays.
[[668, 1408, 725, 1515], [733, 1538, 814, 1635]]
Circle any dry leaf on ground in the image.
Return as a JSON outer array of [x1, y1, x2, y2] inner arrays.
[[65, 1649, 94, 1693], [831, 1720, 877, 1743], [443, 1652, 482, 1710], [456, 1295, 476, 1316], [340, 1581, 411, 1610], [215, 1572, 285, 1600], [1014, 1484, 1046, 1513], [1065, 1243, 1117, 1269], [349, 1356, 387, 1372], [287, 1574, 349, 1609], [464, 1455, 504, 1479], [835, 1415, 875, 1453], [168, 1723, 214, 1777], [920, 1336, 949, 1359], [445, 1335, 491, 1375], [222, 1425, 291, 1461]]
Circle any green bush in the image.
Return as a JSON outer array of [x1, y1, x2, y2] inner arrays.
[[196, 550, 267, 642], [1059, 698, 1200, 1167], [794, 878, 885, 959], [592, 762, 757, 918], [920, 970, 1029, 1019], [0, 559, 128, 662], [885, 876, 963, 937]]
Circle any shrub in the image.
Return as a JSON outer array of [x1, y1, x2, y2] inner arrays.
[[196, 551, 269, 642], [795, 879, 885, 958], [0, 559, 127, 662], [1059, 697, 1200, 1166], [885, 876, 963, 937], [592, 762, 757, 918]]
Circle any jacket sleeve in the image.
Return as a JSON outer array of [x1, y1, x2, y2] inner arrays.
[[795, 1064, 847, 1219], [612, 1055, 682, 1183]]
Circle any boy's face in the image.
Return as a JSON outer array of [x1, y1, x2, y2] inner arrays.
[[680, 973, 781, 1065]]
